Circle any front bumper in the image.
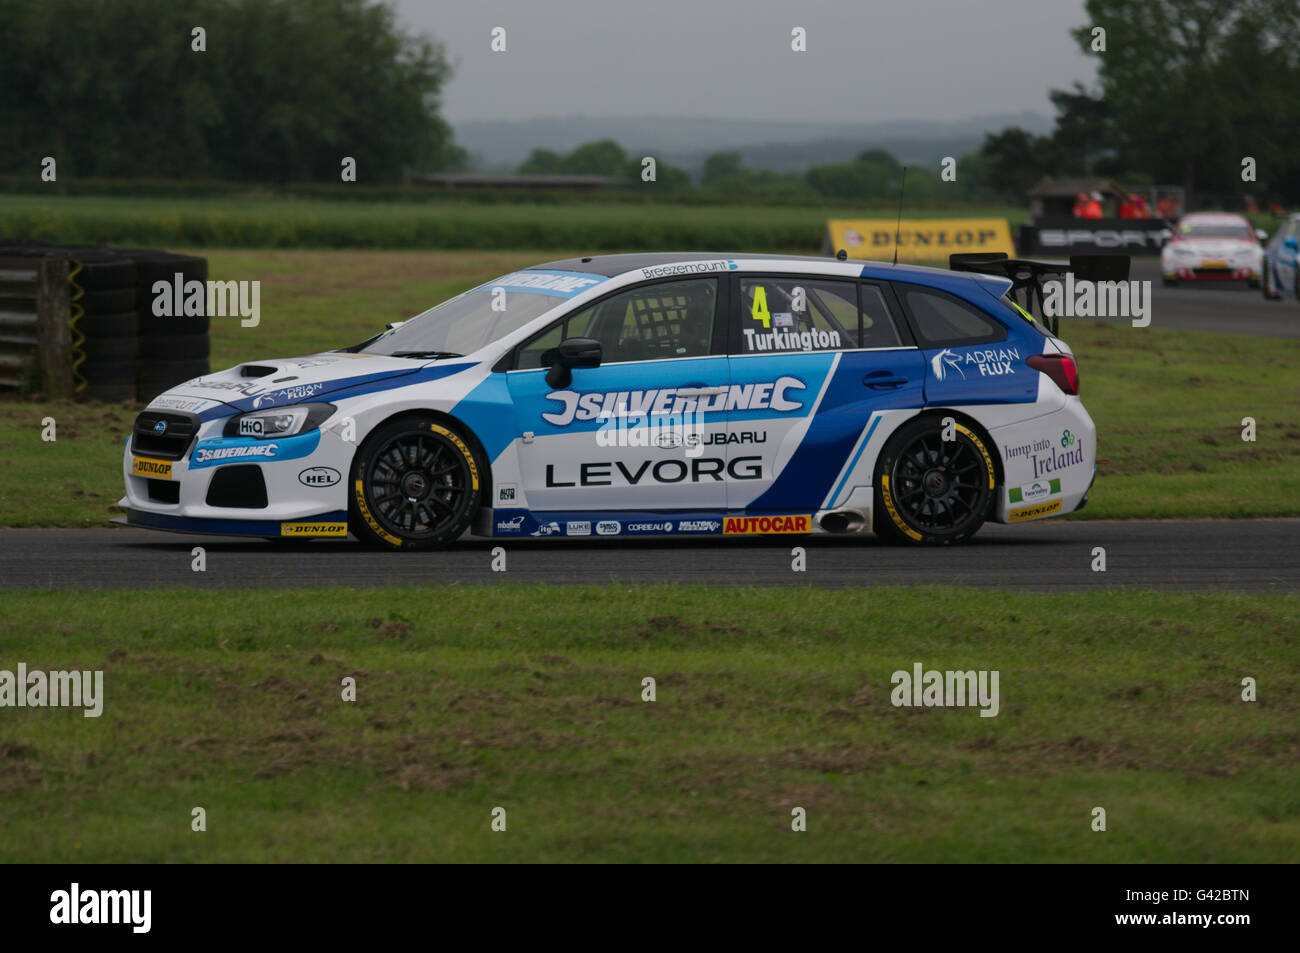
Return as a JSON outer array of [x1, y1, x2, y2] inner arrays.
[[1164, 262, 1260, 281], [120, 419, 354, 538]]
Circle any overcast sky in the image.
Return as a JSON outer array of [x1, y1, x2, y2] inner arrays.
[[393, 0, 1098, 124]]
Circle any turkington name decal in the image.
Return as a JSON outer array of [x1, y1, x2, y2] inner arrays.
[[541, 377, 806, 426]]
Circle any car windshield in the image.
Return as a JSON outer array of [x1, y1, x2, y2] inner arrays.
[[1180, 222, 1252, 240], [357, 270, 607, 357]]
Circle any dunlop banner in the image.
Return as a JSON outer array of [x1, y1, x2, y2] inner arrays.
[[827, 219, 1016, 263]]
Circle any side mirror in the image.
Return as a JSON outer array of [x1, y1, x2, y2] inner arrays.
[[545, 337, 602, 389], [1256, 228, 1269, 242], [1284, 237, 1299, 253]]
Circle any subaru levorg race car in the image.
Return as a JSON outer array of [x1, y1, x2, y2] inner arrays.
[[119, 253, 1096, 548]]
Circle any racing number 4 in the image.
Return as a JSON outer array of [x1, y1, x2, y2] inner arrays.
[[751, 285, 771, 328]]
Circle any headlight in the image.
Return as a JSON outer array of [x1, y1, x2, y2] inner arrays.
[[224, 402, 336, 439], [1174, 247, 1196, 258]]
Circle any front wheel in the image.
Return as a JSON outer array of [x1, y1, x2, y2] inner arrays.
[[348, 416, 483, 550], [874, 416, 996, 545]]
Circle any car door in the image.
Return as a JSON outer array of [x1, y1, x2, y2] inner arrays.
[[726, 274, 925, 514], [1277, 219, 1300, 292], [505, 276, 729, 516]]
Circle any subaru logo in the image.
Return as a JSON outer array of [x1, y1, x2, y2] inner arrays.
[[152, 420, 166, 435]]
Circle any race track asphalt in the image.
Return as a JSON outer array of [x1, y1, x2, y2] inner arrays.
[[1124, 260, 1299, 337], [1, 519, 1296, 591]]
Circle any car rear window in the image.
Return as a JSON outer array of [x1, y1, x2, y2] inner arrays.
[[897, 285, 1007, 347]]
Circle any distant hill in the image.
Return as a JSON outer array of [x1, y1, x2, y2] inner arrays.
[[453, 113, 1054, 175]]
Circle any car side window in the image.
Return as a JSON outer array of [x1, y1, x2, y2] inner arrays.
[[897, 284, 1007, 347], [515, 277, 718, 368], [859, 283, 904, 348], [739, 277, 857, 352], [736, 277, 904, 353]]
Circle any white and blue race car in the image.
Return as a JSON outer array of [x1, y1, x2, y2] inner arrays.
[[120, 253, 1096, 548]]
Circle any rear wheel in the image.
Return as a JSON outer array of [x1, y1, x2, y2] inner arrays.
[[348, 416, 483, 550], [874, 416, 996, 545]]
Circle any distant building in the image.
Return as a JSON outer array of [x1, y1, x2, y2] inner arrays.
[[1027, 177, 1128, 218]]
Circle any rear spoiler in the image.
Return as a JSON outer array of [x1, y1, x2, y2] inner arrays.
[[949, 253, 1131, 335]]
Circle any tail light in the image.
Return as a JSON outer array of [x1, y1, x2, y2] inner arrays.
[[1026, 353, 1079, 395]]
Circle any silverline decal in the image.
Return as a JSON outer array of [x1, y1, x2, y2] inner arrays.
[[542, 377, 806, 426]]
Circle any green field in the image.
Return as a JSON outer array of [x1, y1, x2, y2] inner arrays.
[[0, 193, 1026, 251], [1, 249, 1297, 527], [0, 585, 1294, 863]]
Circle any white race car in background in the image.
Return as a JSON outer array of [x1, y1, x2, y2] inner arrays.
[[120, 253, 1098, 549], [1162, 212, 1265, 287]]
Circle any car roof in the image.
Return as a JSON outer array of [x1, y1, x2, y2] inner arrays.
[[530, 251, 1002, 291]]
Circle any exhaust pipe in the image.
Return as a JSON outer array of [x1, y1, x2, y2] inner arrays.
[[818, 509, 868, 534]]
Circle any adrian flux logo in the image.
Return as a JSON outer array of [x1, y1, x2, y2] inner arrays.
[[930, 348, 966, 382]]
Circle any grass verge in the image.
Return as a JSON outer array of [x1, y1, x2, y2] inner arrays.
[[0, 585, 1295, 862], [0, 194, 1026, 251]]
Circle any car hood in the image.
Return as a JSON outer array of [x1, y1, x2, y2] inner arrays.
[[150, 352, 454, 414]]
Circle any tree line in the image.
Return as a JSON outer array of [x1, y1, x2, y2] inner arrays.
[[0, 0, 463, 183]]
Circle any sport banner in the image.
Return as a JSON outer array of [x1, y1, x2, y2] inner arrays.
[[1017, 217, 1173, 255], [826, 218, 1016, 264]]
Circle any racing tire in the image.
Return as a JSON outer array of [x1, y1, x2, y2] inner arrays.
[[82, 335, 139, 363], [139, 313, 211, 336], [137, 359, 210, 400], [80, 310, 139, 339], [873, 415, 996, 546], [348, 415, 484, 551], [84, 379, 137, 404], [81, 288, 137, 314], [79, 359, 136, 386], [70, 255, 136, 292], [140, 332, 209, 360]]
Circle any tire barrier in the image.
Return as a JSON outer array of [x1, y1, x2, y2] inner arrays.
[[0, 243, 207, 403]]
